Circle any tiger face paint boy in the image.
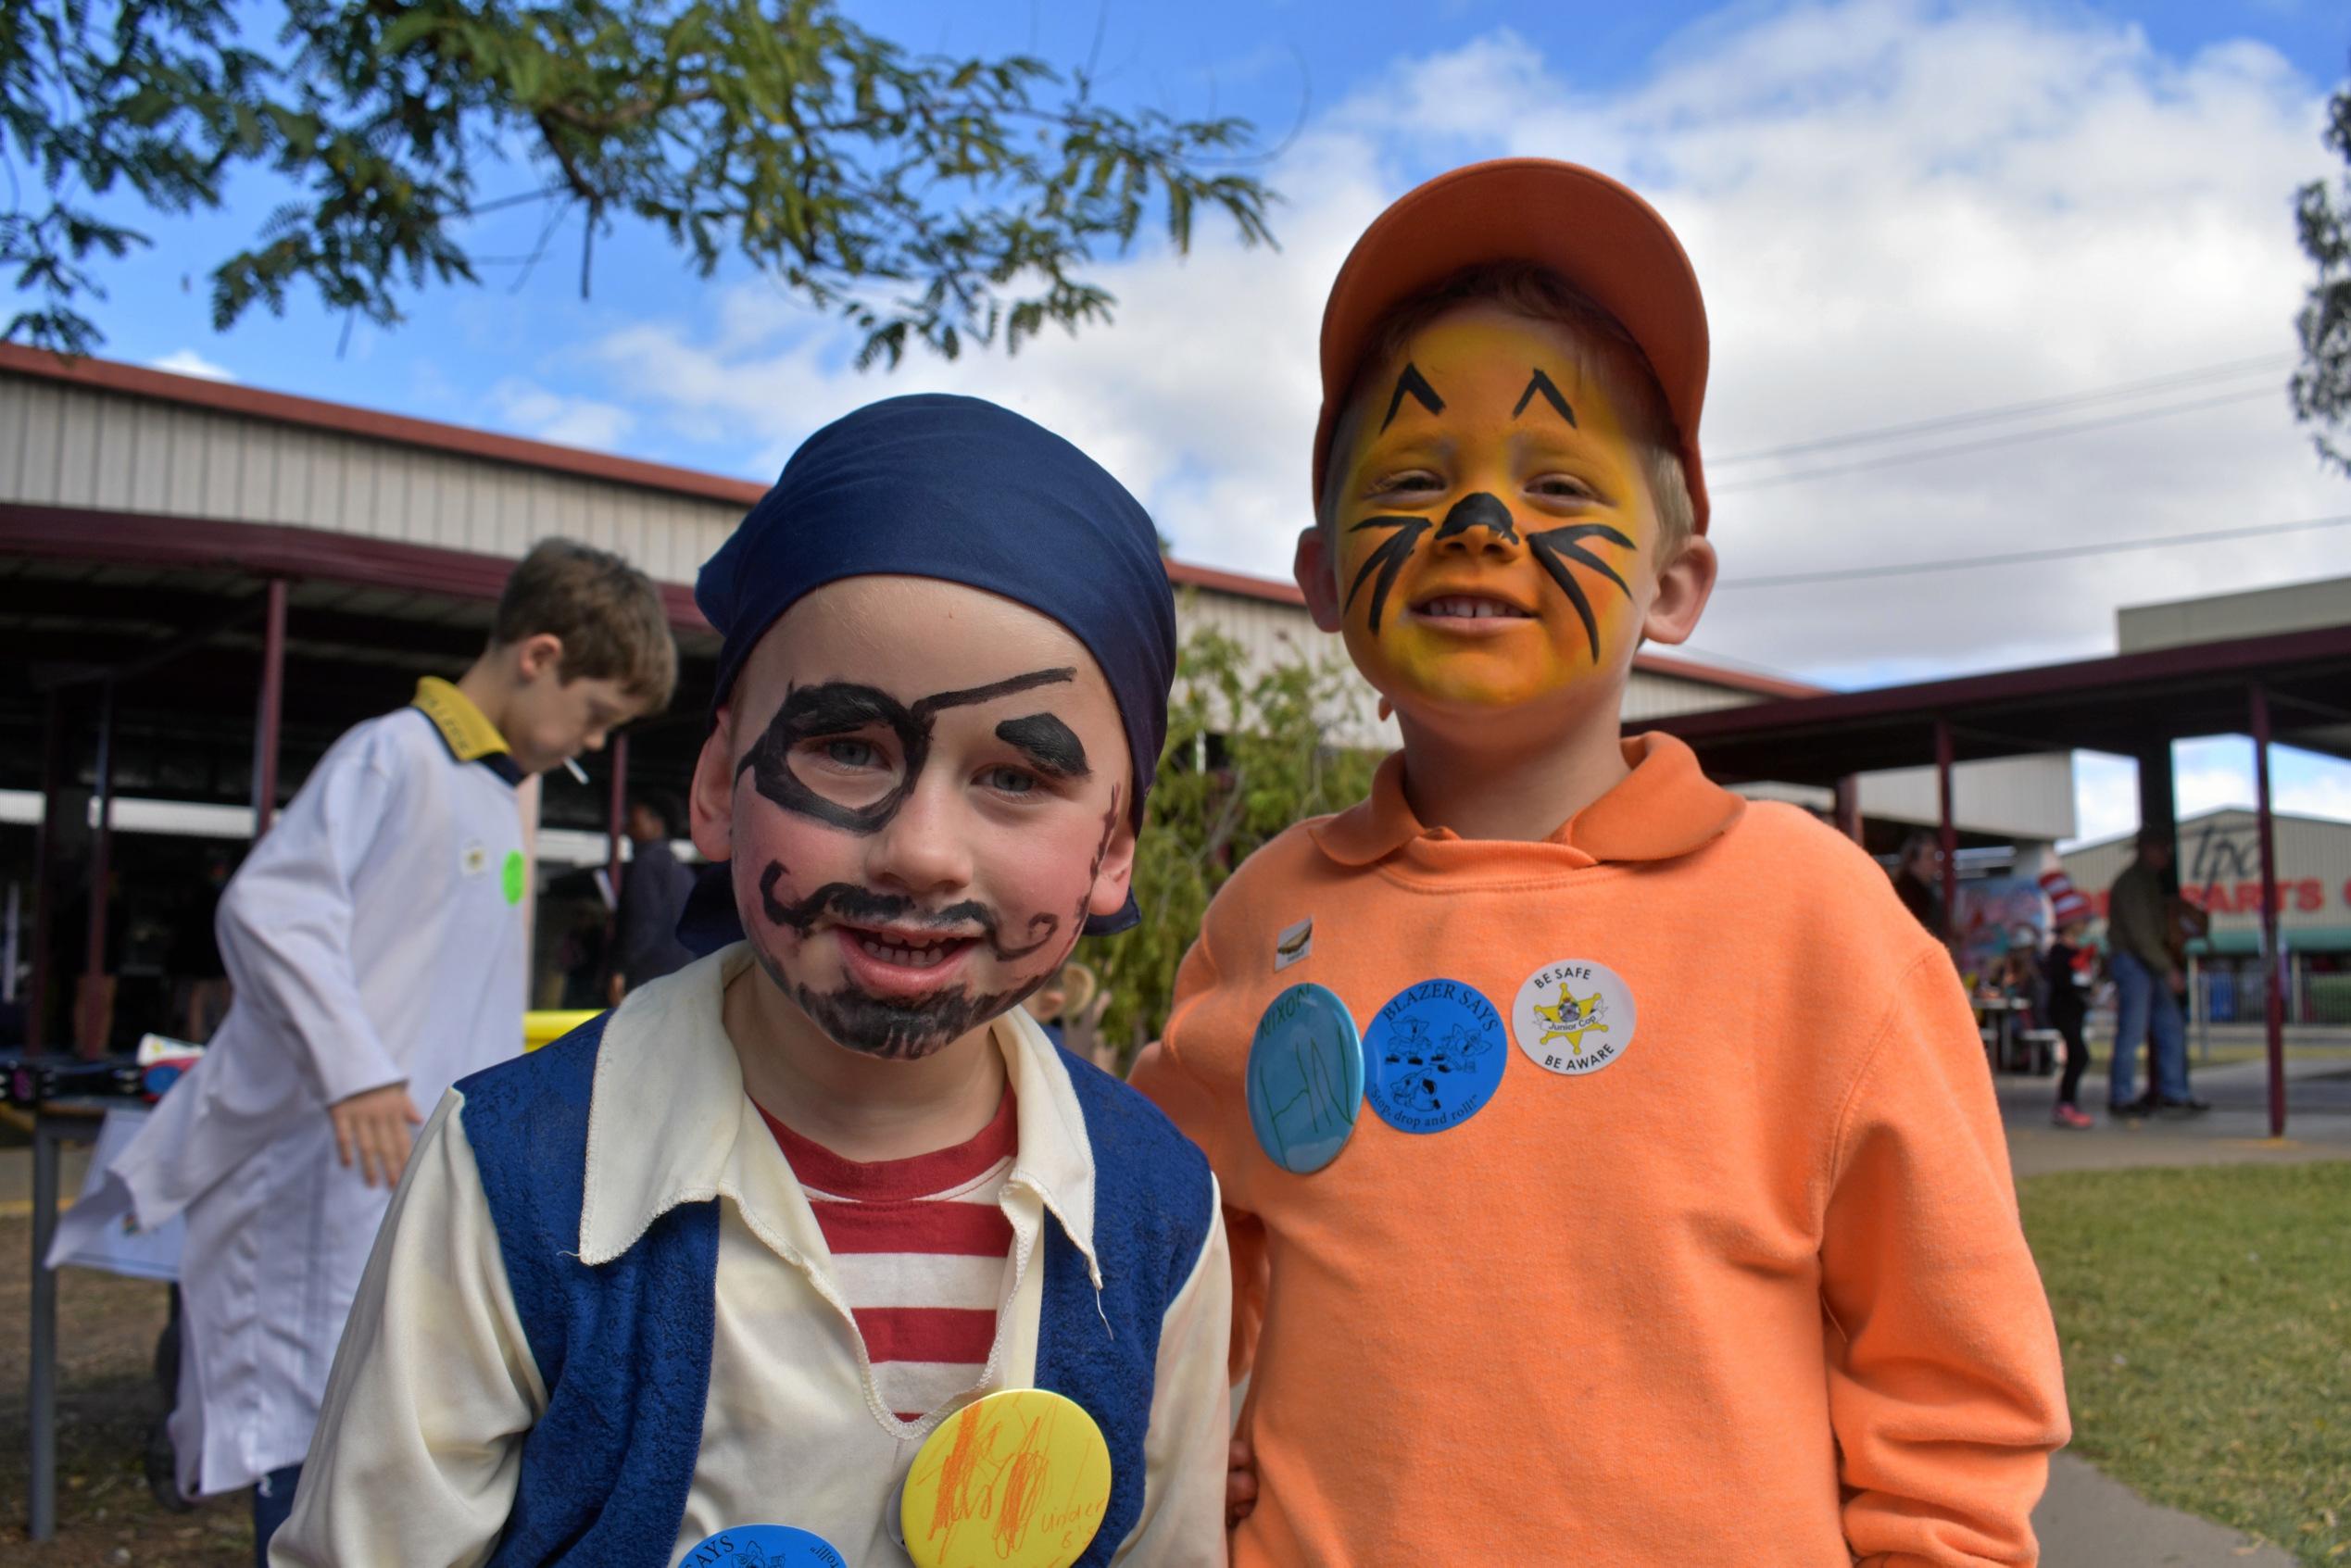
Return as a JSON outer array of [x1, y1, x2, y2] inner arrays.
[[1129, 158, 2069, 1568], [1297, 305, 1720, 752], [1303, 302, 1681, 719]]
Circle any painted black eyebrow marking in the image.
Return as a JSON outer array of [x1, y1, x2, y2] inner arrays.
[[917, 667, 1076, 715], [735, 667, 1085, 837], [1379, 362, 1445, 432], [995, 712, 1091, 779], [1513, 367, 1578, 426]]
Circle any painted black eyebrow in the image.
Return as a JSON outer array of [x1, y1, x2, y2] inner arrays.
[[1513, 367, 1578, 426], [994, 712, 1091, 779], [916, 667, 1076, 716], [1378, 362, 1446, 432]]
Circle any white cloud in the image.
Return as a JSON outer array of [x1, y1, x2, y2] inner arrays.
[[568, 0, 2342, 684], [489, 379, 637, 450], [147, 348, 235, 383], [2066, 750, 2140, 848]]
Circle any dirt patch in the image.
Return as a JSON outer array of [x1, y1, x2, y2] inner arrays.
[[0, 1213, 251, 1563]]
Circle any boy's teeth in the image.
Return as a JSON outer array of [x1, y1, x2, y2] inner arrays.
[[1424, 596, 1526, 619], [858, 935, 949, 967]]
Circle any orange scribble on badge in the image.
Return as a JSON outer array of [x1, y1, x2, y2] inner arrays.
[[990, 1409, 1054, 1554], [903, 1390, 1113, 1568], [925, 1403, 989, 1541]]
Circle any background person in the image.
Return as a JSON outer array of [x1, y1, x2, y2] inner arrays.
[[1892, 828, 1951, 947], [2044, 887, 2097, 1128], [608, 786, 698, 1001], [2105, 827, 2207, 1117], [93, 539, 674, 1562]]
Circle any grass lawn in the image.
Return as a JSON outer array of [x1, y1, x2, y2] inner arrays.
[[2020, 1163, 2351, 1564]]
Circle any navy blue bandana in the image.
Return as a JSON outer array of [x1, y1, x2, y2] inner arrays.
[[682, 394, 1174, 951]]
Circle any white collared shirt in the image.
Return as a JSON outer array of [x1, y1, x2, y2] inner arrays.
[[274, 946, 1231, 1567], [103, 704, 526, 1497]]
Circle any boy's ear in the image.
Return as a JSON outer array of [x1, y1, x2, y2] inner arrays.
[[513, 633, 566, 683], [1085, 809, 1140, 922], [1641, 535, 1717, 647], [688, 709, 738, 865], [1292, 528, 1345, 633]]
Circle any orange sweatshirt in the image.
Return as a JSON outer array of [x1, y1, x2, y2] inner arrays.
[[1131, 734, 2068, 1567]]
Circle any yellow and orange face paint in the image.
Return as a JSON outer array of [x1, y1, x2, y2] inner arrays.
[[1330, 307, 1657, 716]]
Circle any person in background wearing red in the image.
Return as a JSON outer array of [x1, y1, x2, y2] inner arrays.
[[2043, 877, 2098, 1129]]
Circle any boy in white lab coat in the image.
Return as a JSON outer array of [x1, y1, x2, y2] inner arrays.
[[102, 538, 676, 1559]]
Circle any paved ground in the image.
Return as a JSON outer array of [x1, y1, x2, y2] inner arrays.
[[2001, 1050, 2351, 1179], [2033, 1453, 2299, 1567]]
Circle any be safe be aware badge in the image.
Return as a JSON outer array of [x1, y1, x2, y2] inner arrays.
[[1511, 960, 1638, 1076]]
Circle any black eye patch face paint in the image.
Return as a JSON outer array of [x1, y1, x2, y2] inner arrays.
[[1379, 362, 1445, 432], [1513, 367, 1578, 426], [737, 666, 1077, 834], [994, 713, 1091, 780]]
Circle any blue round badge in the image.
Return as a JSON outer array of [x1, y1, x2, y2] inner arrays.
[[680, 1525, 847, 1568], [1246, 982, 1364, 1173], [1363, 979, 1508, 1135]]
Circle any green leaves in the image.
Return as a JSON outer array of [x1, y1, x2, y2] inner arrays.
[[1079, 617, 1379, 1069], [2292, 81, 2351, 479], [4, 0, 1277, 358]]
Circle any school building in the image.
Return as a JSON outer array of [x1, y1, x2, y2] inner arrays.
[[0, 345, 2076, 1051]]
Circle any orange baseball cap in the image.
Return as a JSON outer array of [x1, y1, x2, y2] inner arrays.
[[1313, 158, 1713, 533]]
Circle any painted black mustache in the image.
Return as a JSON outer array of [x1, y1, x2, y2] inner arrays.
[[756, 861, 1059, 961]]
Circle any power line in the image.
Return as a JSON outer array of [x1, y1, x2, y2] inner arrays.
[[1716, 512, 2351, 590], [1710, 353, 2292, 467], [1710, 383, 2279, 493]]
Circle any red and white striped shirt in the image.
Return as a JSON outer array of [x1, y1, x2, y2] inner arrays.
[[761, 1091, 1018, 1424]]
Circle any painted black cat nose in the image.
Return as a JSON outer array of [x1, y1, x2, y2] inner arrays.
[[1432, 492, 1522, 548]]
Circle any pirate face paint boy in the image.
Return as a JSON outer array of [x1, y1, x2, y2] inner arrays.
[[278, 395, 1232, 1567], [1130, 161, 2068, 1568], [702, 573, 1134, 1064]]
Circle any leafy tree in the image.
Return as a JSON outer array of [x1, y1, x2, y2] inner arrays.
[[3, 0, 1275, 360], [1080, 618, 1380, 1072], [2293, 77, 2351, 475]]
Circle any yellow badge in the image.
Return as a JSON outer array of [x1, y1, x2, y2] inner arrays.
[[900, 1389, 1112, 1568]]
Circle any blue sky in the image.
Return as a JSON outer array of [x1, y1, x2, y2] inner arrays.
[[36, 0, 2351, 834]]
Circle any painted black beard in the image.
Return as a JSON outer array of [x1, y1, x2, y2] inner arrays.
[[748, 944, 1050, 1061]]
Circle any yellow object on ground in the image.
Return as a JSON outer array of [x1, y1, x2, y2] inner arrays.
[[522, 1010, 600, 1053]]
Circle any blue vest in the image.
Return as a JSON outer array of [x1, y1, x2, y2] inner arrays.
[[455, 1013, 1214, 1566]]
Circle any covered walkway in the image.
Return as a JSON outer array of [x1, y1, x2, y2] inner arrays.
[[1628, 623, 2351, 1135]]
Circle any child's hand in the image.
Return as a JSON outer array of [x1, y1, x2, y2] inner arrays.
[[1226, 1435, 1258, 1528], [330, 1084, 424, 1189]]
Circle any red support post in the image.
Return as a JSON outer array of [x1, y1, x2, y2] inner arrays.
[[79, 682, 116, 1059], [27, 695, 65, 1048], [253, 579, 288, 834], [2249, 684, 2286, 1138], [1832, 775, 1863, 844], [605, 732, 630, 904], [1934, 718, 1957, 922]]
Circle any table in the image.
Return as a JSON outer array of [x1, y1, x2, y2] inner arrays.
[[25, 1097, 109, 1542], [1973, 996, 2022, 1073]]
